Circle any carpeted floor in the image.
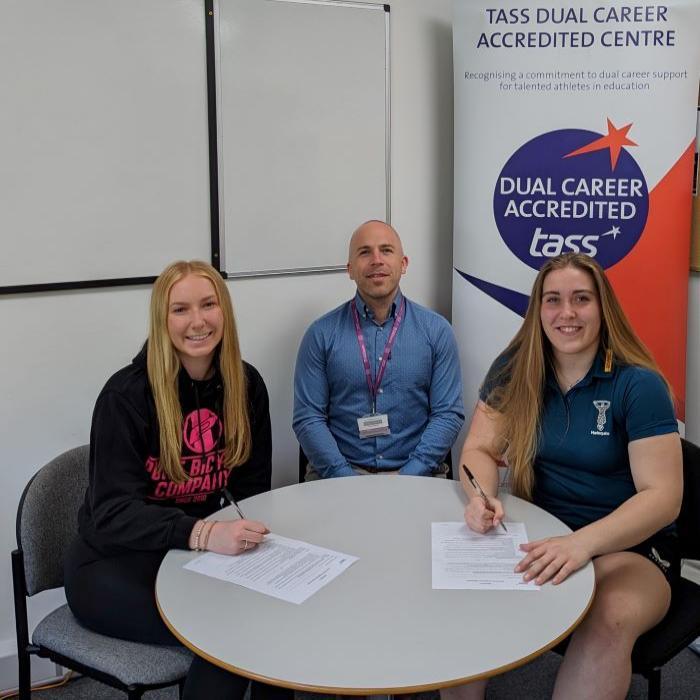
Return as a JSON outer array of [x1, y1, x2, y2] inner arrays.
[[27, 647, 700, 699]]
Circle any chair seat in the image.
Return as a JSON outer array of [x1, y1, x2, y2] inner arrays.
[[32, 605, 193, 686], [632, 577, 700, 669]]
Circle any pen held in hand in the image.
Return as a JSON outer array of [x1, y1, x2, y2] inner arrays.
[[222, 487, 246, 520], [461, 464, 508, 533]]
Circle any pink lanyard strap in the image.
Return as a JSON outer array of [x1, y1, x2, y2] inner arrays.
[[350, 297, 405, 413]]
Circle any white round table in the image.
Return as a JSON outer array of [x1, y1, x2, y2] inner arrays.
[[156, 476, 594, 694]]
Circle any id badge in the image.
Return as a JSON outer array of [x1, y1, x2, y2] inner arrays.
[[357, 413, 390, 438]]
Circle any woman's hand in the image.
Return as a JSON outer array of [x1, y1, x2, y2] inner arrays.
[[464, 494, 505, 533], [206, 519, 270, 556], [515, 533, 592, 585]]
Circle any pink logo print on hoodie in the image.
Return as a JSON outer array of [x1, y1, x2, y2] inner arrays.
[[182, 409, 222, 453]]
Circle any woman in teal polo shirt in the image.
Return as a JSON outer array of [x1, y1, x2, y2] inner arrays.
[[447, 253, 681, 700]]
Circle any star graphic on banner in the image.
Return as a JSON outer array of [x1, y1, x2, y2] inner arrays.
[[601, 226, 621, 239], [564, 119, 637, 170]]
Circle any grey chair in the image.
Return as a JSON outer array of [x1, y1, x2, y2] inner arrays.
[[629, 438, 700, 699], [12, 445, 193, 700]]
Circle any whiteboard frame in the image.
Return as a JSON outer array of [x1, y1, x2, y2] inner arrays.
[[1, 0, 392, 294], [217, 0, 392, 280], [0, 0, 217, 296]]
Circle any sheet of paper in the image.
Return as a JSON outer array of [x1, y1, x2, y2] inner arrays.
[[432, 521, 539, 590], [184, 533, 358, 604]]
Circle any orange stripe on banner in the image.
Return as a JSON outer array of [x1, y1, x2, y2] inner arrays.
[[607, 142, 695, 422]]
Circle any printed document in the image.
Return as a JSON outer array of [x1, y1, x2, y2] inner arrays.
[[184, 533, 358, 604], [432, 522, 539, 590]]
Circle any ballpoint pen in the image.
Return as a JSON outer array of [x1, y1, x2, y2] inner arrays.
[[222, 487, 246, 520], [462, 464, 507, 532]]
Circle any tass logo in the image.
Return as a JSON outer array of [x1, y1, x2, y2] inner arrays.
[[493, 121, 649, 270]]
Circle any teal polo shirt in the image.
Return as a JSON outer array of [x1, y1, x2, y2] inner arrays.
[[535, 353, 678, 530], [481, 351, 678, 530]]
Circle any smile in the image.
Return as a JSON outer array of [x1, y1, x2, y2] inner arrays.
[[556, 326, 582, 335], [186, 331, 213, 341]]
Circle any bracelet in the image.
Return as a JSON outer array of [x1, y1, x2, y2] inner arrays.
[[201, 521, 216, 551], [192, 520, 206, 551]]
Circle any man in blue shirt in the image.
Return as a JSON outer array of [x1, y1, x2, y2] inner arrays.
[[293, 220, 464, 478]]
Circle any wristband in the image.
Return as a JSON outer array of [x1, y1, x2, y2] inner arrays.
[[192, 520, 207, 551], [201, 521, 216, 551]]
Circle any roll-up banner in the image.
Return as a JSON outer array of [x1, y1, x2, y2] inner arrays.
[[452, 0, 700, 423]]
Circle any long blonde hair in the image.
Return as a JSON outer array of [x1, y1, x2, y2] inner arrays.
[[485, 253, 669, 500], [147, 260, 251, 483]]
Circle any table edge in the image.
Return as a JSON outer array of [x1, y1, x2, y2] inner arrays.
[[156, 575, 596, 694]]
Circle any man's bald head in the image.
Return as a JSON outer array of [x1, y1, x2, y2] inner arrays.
[[348, 220, 403, 261], [347, 220, 408, 314]]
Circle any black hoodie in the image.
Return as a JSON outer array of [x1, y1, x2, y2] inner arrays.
[[77, 347, 271, 556]]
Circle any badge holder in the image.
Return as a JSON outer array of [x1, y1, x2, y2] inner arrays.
[[357, 413, 390, 438]]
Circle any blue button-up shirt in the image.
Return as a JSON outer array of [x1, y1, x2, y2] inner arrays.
[[293, 290, 464, 477]]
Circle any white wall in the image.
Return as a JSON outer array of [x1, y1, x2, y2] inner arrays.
[[0, 0, 455, 690]]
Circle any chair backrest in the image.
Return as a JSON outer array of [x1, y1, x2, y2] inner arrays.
[[444, 450, 453, 480], [299, 445, 309, 483], [678, 439, 700, 560], [16, 445, 90, 596]]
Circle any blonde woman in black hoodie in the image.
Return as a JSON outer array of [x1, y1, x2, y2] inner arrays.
[[65, 260, 290, 700]]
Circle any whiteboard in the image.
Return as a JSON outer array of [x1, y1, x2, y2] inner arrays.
[[217, 0, 390, 276], [0, 0, 211, 290]]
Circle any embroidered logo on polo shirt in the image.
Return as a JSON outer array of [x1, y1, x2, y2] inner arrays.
[[591, 400, 611, 436]]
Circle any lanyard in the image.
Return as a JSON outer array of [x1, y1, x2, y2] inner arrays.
[[350, 297, 405, 413]]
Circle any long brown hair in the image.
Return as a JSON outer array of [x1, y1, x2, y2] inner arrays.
[[147, 260, 251, 483], [485, 253, 669, 500]]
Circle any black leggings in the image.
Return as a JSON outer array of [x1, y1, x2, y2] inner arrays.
[[64, 537, 292, 700]]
